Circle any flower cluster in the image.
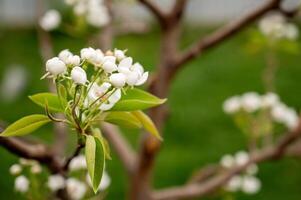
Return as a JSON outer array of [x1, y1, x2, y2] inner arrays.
[[220, 151, 261, 194], [65, 0, 110, 27], [44, 47, 148, 131], [39, 9, 62, 31], [9, 158, 42, 193], [223, 92, 299, 130], [258, 12, 299, 40], [47, 154, 111, 200]]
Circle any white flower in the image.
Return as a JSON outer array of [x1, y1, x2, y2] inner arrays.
[[99, 89, 121, 111], [114, 49, 126, 61], [80, 47, 97, 62], [285, 23, 299, 40], [66, 178, 87, 200], [271, 103, 298, 129], [235, 151, 249, 166], [261, 92, 279, 108], [71, 67, 87, 85], [66, 55, 81, 66], [225, 176, 242, 192], [241, 176, 261, 194], [103, 56, 116, 63], [47, 174, 65, 191], [74, 1, 87, 16], [283, 108, 299, 130], [31, 164, 42, 174], [9, 164, 22, 175], [259, 12, 286, 38], [246, 164, 258, 175], [39, 9, 61, 31], [46, 57, 67, 76], [86, 171, 111, 192], [86, 6, 110, 27], [102, 61, 118, 73], [241, 92, 261, 112], [59, 49, 73, 63], [220, 154, 235, 168], [109, 73, 126, 88], [69, 155, 87, 171], [223, 96, 241, 114], [88, 82, 111, 101], [15, 175, 29, 193]]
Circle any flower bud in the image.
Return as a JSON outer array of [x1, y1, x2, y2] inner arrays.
[[66, 55, 81, 66], [80, 48, 96, 62], [114, 49, 125, 61], [71, 67, 87, 85], [59, 49, 73, 63], [109, 73, 126, 88], [9, 164, 22, 175], [46, 57, 67, 76], [102, 61, 117, 73], [15, 175, 29, 193]]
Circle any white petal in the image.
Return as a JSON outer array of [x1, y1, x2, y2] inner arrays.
[[118, 57, 132, 69], [135, 72, 149, 86]]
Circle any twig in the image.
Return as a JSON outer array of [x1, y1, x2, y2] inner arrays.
[[138, 0, 168, 28], [173, 0, 282, 77], [152, 117, 301, 200], [101, 123, 137, 175]]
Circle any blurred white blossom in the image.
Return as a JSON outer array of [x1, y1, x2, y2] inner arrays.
[[69, 155, 87, 171], [47, 174, 66, 191], [66, 178, 87, 200], [39, 9, 61, 31], [15, 175, 29, 193], [9, 164, 22, 175]]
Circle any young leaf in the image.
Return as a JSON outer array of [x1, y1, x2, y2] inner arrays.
[[85, 135, 105, 193], [0, 114, 51, 137], [92, 128, 112, 160], [104, 112, 143, 129], [132, 111, 163, 140], [29, 93, 64, 112], [111, 88, 166, 111]]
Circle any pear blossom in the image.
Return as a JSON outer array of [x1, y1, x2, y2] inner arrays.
[[223, 96, 241, 114], [109, 73, 126, 88], [66, 178, 87, 200], [69, 155, 87, 171], [46, 57, 67, 76], [88, 82, 112, 101], [220, 154, 235, 168], [261, 92, 279, 108], [114, 49, 126, 61], [31, 163, 42, 174], [241, 92, 261, 112], [71, 66, 87, 85], [285, 23, 299, 40], [241, 176, 261, 194], [235, 151, 249, 166], [47, 174, 65, 191], [80, 47, 97, 62], [39, 10, 61, 31], [226, 176, 242, 192], [9, 164, 22, 175], [99, 89, 121, 111], [102, 61, 118, 73], [15, 175, 29, 193], [59, 49, 73, 63]]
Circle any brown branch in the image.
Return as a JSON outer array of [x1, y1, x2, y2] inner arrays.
[[173, 0, 282, 75], [170, 0, 188, 21], [152, 118, 301, 200], [101, 123, 137, 175], [138, 0, 168, 28]]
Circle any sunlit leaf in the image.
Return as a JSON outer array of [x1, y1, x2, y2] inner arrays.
[[29, 93, 64, 112], [85, 135, 105, 193], [0, 114, 51, 137], [111, 88, 166, 111], [104, 111, 142, 129], [132, 110, 162, 140]]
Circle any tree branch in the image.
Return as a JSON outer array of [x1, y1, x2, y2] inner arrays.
[[152, 117, 301, 200], [138, 0, 167, 28], [173, 0, 282, 74], [101, 123, 137, 175]]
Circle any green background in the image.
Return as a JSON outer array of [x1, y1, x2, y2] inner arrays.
[[0, 26, 301, 200]]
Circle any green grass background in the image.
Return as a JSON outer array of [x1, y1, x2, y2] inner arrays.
[[0, 26, 301, 200]]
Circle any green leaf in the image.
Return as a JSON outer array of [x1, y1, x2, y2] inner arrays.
[[104, 112, 142, 129], [92, 128, 112, 160], [0, 114, 51, 137], [132, 111, 162, 140], [29, 93, 65, 112], [111, 88, 166, 111], [85, 135, 105, 193]]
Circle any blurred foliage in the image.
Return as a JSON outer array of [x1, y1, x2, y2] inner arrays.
[[0, 25, 301, 200]]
